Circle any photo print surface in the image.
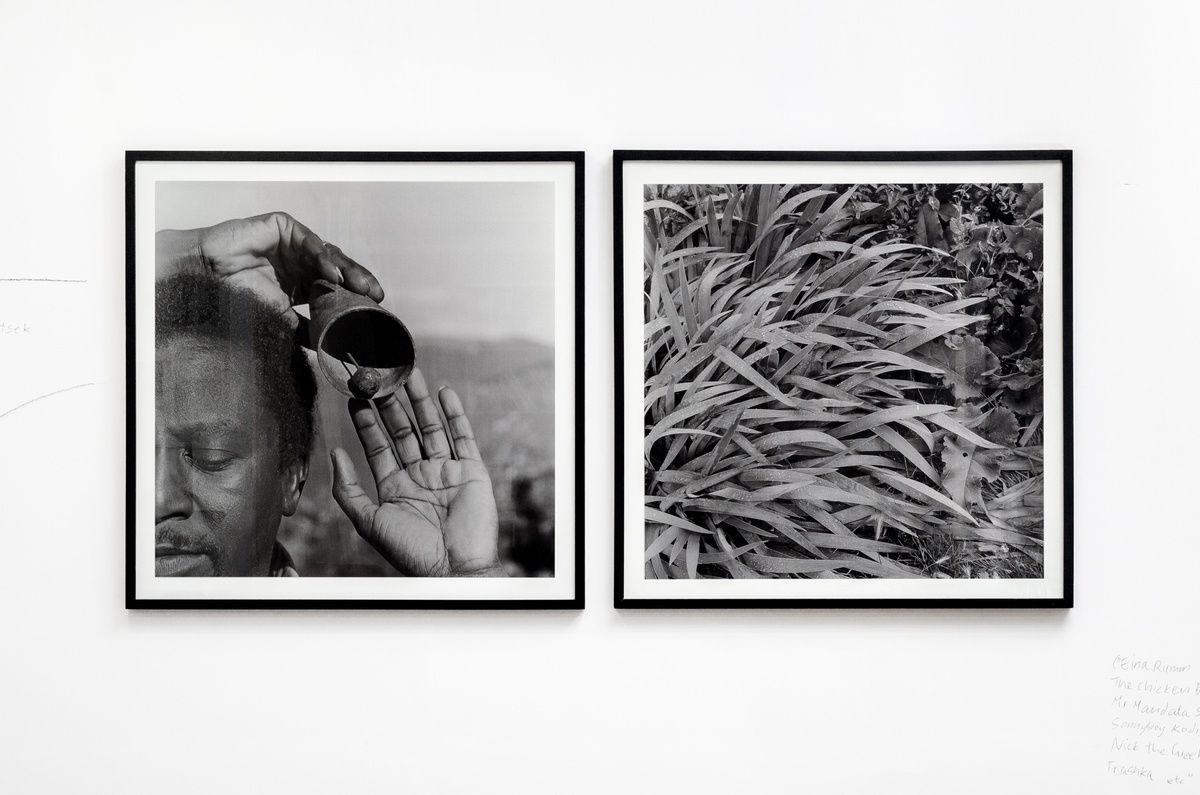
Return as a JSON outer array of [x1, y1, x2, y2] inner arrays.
[[130, 154, 582, 607], [616, 153, 1070, 606]]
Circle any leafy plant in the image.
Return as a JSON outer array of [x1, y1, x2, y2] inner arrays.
[[643, 183, 1045, 580]]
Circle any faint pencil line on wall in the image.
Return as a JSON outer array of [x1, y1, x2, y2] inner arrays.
[[0, 278, 89, 283], [0, 383, 95, 423]]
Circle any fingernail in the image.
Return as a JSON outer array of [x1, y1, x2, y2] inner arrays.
[[320, 252, 344, 284]]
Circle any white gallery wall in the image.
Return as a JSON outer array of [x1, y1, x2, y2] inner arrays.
[[0, 1, 1196, 791]]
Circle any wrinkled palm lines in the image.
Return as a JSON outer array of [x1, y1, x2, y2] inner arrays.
[[643, 185, 1043, 580]]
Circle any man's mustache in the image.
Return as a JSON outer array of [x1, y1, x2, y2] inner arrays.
[[155, 524, 221, 558]]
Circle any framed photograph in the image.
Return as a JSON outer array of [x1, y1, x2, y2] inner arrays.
[[127, 151, 583, 608], [615, 150, 1071, 608]]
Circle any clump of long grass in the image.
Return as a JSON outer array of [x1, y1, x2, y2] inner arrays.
[[643, 183, 1044, 580]]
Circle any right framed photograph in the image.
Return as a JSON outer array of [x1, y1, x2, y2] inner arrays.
[[614, 150, 1072, 608]]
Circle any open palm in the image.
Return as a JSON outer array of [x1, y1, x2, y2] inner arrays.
[[368, 457, 498, 576], [331, 368, 502, 577]]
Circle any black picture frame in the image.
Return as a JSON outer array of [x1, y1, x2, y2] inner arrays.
[[614, 150, 1072, 608], [127, 150, 584, 609]]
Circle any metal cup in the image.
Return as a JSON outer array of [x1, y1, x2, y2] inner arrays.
[[301, 279, 415, 398]]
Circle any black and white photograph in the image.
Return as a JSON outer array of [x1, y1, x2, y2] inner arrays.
[[615, 151, 1071, 607], [128, 152, 583, 607], [12, 2, 1200, 791]]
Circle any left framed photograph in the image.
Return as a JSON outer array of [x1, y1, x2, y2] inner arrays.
[[127, 151, 583, 609]]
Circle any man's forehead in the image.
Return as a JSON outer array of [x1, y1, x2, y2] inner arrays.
[[158, 331, 253, 359], [157, 335, 255, 378], [160, 413, 244, 436], [157, 337, 263, 413]]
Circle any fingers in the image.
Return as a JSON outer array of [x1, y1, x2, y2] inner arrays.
[[329, 448, 379, 535], [295, 223, 345, 287], [375, 392, 423, 467], [279, 213, 386, 302], [195, 213, 385, 305], [313, 241, 383, 300], [405, 368, 453, 460], [439, 387, 482, 461], [335, 249, 385, 302], [347, 399, 400, 486], [377, 372, 480, 464]]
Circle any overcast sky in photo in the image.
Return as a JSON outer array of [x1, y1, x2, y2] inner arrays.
[[156, 180, 556, 345]]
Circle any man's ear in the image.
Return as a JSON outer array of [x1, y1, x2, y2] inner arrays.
[[280, 458, 309, 517]]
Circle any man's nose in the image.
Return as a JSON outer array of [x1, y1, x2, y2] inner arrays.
[[155, 447, 191, 522]]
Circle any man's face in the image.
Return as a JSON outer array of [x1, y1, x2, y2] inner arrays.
[[155, 335, 304, 576]]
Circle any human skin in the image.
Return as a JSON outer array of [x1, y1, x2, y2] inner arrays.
[[155, 212, 503, 577], [154, 336, 306, 576], [330, 369, 503, 577], [156, 213, 383, 319]]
